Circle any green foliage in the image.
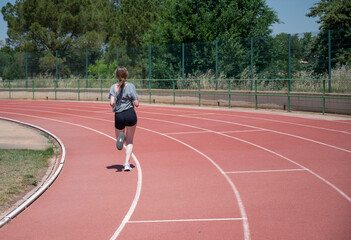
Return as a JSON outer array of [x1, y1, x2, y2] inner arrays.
[[0, 51, 12, 77], [307, 0, 351, 73], [1, 0, 115, 51], [88, 59, 117, 79], [39, 51, 71, 77], [307, 0, 351, 31], [143, 0, 279, 45], [109, 0, 162, 47], [0, 51, 25, 80]]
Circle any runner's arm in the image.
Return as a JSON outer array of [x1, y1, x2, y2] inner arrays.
[[110, 96, 115, 108], [133, 99, 139, 108]]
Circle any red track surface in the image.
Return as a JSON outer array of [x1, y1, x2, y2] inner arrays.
[[0, 100, 350, 239]]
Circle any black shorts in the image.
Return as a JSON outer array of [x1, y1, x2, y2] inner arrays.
[[115, 108, 137, 130]]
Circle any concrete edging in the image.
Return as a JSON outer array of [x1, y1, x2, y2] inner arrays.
[[0, 117, 66, 228]]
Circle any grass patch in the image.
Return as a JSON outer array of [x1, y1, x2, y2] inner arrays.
[[0, 148, 54, 207]]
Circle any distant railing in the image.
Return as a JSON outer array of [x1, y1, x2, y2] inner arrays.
[[1, 78, 350, 115]]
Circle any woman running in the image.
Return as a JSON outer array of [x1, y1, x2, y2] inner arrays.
[[109, 66, 139, 171]]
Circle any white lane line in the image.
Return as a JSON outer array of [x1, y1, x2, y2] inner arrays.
[[2, 107, 350, 203], [139, 110, 351, 140], [139, 126, 251, 240], [0, 111, 142, 240], [225, 169, 307, 174], [336, 121, 351, 125], [0, 117, 66, 228], [177, 113, 216, 117], [219, 113, 351, 135], [2, 106, 350, 202], [140, 116, 351, 203], [185, 116, 351, 154], [138, 109, 351, 135], [166, 129, 265, 135], [129, 218, 246, 223]]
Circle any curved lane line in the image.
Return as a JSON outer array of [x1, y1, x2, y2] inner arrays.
[[139, 116, 351, 203], [138, 110, 351, 154], [0, 117, 66, 228], [219, 113, 351, 135], [2, 106, 350, 202], [2, 105, 350, 237], [138, 126, 251, 240], [0, 107, 252, 239], [0, 111, 142, 239]]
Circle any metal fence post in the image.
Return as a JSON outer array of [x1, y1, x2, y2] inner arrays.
[[32, 79, 35, 100], [55, 50, 58, 92], [182, 43, 185, 89], [86, 49, 88, 88], [323, 78, 326, 115], [228, 79, 231, 108], [288, 34, 291, 112], [328, 30, 331, 93], [255, 79, 258, 109], [100, 79, 103, 101], [25, 52, 28, 88], [8, 80, 11, 100], [148, 45, 152, 104], [55, 50, 58, 100], [251, 37, 253, 91], [198, 79, 201, 106], [173, 79, 175, 105], [215, 40, 218, 90], [78, 79, 80, 101]]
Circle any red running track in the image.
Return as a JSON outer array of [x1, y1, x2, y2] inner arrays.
[[0, 100, 350, 239]]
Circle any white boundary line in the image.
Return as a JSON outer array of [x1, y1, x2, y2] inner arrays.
[[0, 117, 66, 228], [0, 111, 142, 240], [165, 129, 265, 135], [2, 106, 350, 201], [138, 126, 251, 240], [0, 108, 252, 240], [190, 115, 351, 154], [5, 102, 349, 134], [139, 116, 351, 203], [139, 110, 351, 154], [1, 104, 350, 237], [218, 112, 351, 135], [129, 217, 246, 223], [225, 169, 307, 174]]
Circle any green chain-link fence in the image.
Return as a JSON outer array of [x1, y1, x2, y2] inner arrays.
[[1, 29, 350, 114]]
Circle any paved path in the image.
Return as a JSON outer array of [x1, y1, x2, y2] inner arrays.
[[0, 119, 50, 150]]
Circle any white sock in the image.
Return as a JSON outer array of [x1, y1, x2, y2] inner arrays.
[[125, 143, 133, 165]]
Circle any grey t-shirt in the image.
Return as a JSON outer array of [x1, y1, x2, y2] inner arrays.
[[108, 82, 138, 113]]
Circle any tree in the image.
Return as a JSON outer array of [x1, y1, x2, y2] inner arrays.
[[142, 0, 279, 45], [306, 0, 351, 73], [108, 0, 162, 47], [1, 0, 115, 51], [307, 0, 351, 31]]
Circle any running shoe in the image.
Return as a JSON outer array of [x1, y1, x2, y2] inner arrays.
[[124, 164, 132, 171], [116, 132, 125, 150]]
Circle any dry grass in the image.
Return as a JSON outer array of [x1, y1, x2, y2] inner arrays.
[[1, 65, 350, 93], [0, 148, 54, 207]]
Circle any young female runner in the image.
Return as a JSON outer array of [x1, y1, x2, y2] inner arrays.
[[109, 66, 139, 171]]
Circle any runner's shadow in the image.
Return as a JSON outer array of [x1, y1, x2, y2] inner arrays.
[[106, 164, 135, 172]]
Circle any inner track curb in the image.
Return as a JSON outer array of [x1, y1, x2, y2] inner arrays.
[[0, 117, 66, 228]]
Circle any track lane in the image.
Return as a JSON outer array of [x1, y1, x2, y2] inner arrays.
[[0, 107, 138, 239], [0, 101, 251, 239], [1, 100, 350, 240]]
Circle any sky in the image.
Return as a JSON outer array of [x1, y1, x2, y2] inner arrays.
[[0, 0, 321, 43], [266, 0, 320, 35]]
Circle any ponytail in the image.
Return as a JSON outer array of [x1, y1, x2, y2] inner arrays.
[[114, 66, 129, 88]]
